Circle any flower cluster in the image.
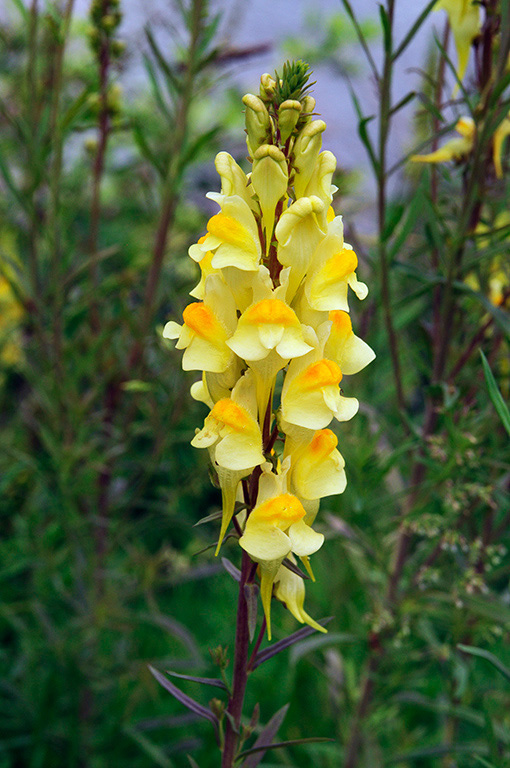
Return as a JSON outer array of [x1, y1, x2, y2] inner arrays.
[[165, 63, 375, 638]]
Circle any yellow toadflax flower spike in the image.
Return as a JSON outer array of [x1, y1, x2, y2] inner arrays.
[[164, 61, 375, 637]]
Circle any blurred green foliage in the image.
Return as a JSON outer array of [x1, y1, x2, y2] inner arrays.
[[1, 1, 510, 767]]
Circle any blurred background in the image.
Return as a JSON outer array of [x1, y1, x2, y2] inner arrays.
[[1, 0, 509, 766]]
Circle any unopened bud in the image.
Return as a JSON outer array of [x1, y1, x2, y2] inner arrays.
[[252, 144, 288, 248], [301, 95, 316, 117], [278, 99, 302, 143], [260, 72, 277, 100], [242, 94, 272, 157], [293, 120, 326, 198], [209, 698, 225, 719], [209, 645, 229, 669]]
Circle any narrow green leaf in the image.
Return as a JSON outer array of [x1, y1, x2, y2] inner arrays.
[[473, 757, 498, 768], [143, 54, 173, 122], [239, 737, 335, 759], [479, 352, 510, 437], [146, 26, 182, 98], [386, 742, 489, 763], [187, 757, 201, 768], [379, 5, 391, 54], [123, 727, 174, 768], [340, 0, 379, 81], [290, 632, 356, 666], [382, 204, 404, 243], [392, 0, 437, 61], [453, 284, 510, 339], [349, 87, 379, 174], [166, 670, 227, 690], [458, 642, 510, 681], [179, 126, 220, 173], [252, 618, 333, 669], [9, 0, 29, 21], [148, 666, 219, 735], [389, 91, 416, 117]]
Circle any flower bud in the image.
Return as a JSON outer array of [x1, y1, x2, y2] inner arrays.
[[242, 94, 272, 157], [278, 99, 302, 143], [251, 144, 288, 246], [259, 73, 277, 100], [293, 120, 326, 198], [301, 95, 316, 116]]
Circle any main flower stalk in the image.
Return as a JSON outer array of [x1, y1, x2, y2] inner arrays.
[[164, 61, 375, 761]]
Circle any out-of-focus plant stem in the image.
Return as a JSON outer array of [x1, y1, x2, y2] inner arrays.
[[128, 0, 207, 373], [95, 0, 208, 589], [344, 5, 506, 763], [26, 0, 41, 312], [88, 1, 113, 335], [48, 0, 75, 385], [377, 0, 406, 417]]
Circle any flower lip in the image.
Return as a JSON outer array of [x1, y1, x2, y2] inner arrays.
[[323, 249, 358, 283], [300, 359, 343, 390], [245, 298, 298, 326], [250, 493, 306, 528], [329, 309, 352, 338], [207, 212, 258, 255], [211, 399, 252, 432], [309, 428, 338, 458], [182, 302, 223, 341]]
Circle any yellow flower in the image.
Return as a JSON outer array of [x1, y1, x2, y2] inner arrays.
[[493, 112, 510, 179], [324, 310, 375, 374], [239, 466, 324, 638], [290, 428, 347, 501], [411, 116, 475, 164], [282, 335, 359, 430], [164, 65, 376, 634], [274, 556, 326, 634], [163, 275, 237, 372], [435, 0, 480, 88], [305, 216, 368, 311], [192, 372, 265, 553], [200, 194, 261, 272], [275, 195, 326, 301]]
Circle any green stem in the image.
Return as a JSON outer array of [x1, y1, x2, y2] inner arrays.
[[88, 0, 113, 335], [377, 0, 406, 417]]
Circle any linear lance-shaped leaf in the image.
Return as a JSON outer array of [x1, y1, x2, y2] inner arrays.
[[241, 704, 289, 768], [252, 618, 333, 670], [148, 666, 219, 739]]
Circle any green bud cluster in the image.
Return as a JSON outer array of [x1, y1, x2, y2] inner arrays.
[[88, 0, 123, 57]]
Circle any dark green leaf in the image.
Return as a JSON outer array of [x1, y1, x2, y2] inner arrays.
[[389, 91, 416, 117], [386, 743, 489, 763], [379, 5, 391, 54], [123, 726, 174, 768], [458, 643, 510, 681], [480, 352, 510, 437], [194, 510, 223, 526]]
